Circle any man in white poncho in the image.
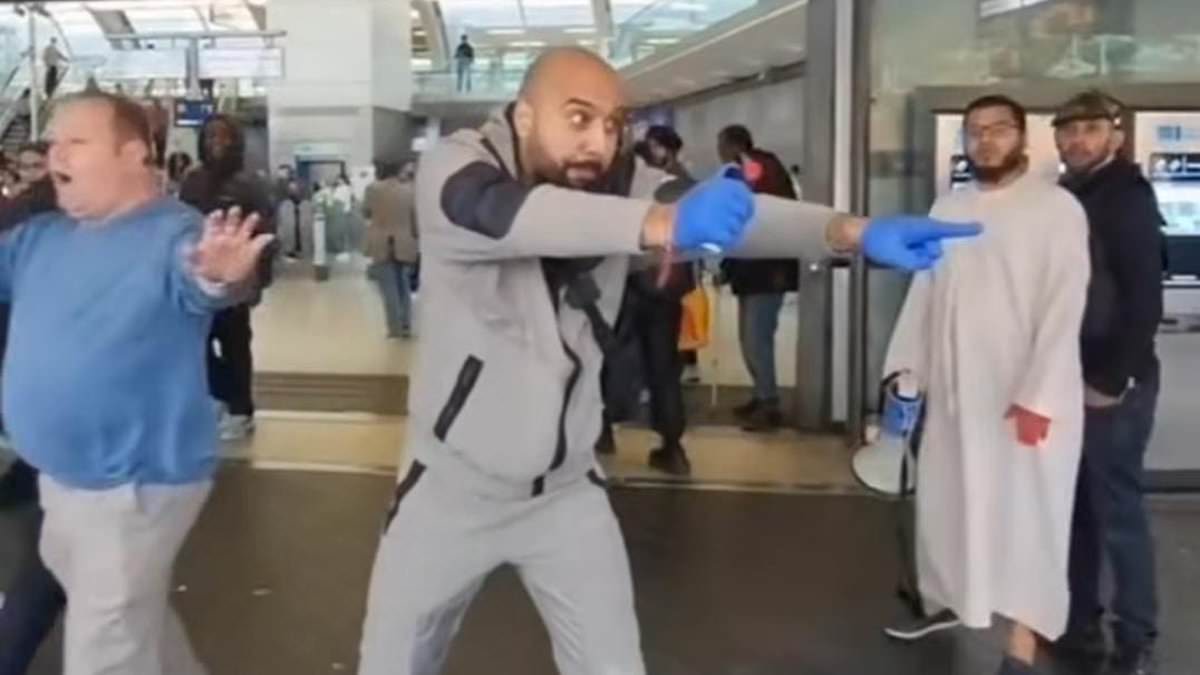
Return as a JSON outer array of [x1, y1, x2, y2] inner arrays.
[[881, 95, 1091, 674]]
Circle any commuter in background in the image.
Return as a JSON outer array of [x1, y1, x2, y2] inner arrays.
[[147, 98, 169, 166], [41, 38, 67, 99], [0, 140, 65, 675], [1052, 91, 1165, 675], [363, 160, 419, 339], [645, 125, 703, 385], [331, 173, 357, 261], [455, 34, 476, 92], [165, 151, 193, 196], [717, 124, 799, 431], [882, 95, 1089, 675], [180, 114, 276, 443], [278, 178, 313, 261]]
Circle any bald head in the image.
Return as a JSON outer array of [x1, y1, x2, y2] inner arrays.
[[519, 47, 620, 100], [513, 48, 628, 189]]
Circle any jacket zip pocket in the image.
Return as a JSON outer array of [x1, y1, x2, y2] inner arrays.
[[434, 356, 484, 441]]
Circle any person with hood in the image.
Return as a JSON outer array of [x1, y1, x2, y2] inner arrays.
[[355, 46, 980, 675], [596, 124, 699, 474], [180, 114, 275, 442], [0, 140, 66, 675]]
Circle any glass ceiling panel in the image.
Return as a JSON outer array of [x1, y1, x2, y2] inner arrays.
[[440, 0, 523, 30]]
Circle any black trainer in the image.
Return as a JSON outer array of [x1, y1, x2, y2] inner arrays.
[[741, 406, 783, 433], [648, 446, 691, 476], [732, 399, 759, 419], [884, 609, 962, 642], [1052, 619, 1108, 662], [1109, 646, 1157, 675]]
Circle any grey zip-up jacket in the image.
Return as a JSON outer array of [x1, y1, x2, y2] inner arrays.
[[410, 108, 840, 500]]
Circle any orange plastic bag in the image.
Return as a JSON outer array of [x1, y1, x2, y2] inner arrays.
[[678, 286, 712, 351]]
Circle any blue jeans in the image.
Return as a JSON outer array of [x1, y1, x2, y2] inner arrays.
[[456, 60, 472, 92], [737, 293, 784, 405], [373, 261, 414, 337], [1067, 362, 1160, 650], [0, 508, 66, 675]]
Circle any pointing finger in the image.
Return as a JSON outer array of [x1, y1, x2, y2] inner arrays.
[[919, 220, 982, 241]]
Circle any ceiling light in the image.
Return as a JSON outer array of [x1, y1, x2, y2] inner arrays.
[[564, 27, 595, 34], [487, 28, 525, 35], [643, 37, 680, 45], [509, 40, 547, 48], [669, 1, 708, 11]]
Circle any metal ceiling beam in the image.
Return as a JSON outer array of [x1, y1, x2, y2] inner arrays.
[[591, 0, 614, 37]]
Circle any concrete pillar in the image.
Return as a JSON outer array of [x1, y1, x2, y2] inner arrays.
[[267, 0, 412, 169]]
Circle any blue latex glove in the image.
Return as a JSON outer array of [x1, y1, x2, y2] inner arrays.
[[862, 216, 982, 271], [673, 166, 756, 253], [880, 382, 923, 438]]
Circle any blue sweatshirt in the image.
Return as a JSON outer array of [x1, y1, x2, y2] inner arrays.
[[0, 197, 234, 489]]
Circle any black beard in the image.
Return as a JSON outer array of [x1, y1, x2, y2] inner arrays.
[[1064, 153, 1111, 180], [971, 151, 1026, 185]]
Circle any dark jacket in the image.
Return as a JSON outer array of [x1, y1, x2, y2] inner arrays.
[[179, 115, 276, 296], [628, 165, 697, 301], [0, 179, 57, 232], [722, 148, 800, 295], [1062, 157, 1164, 397]]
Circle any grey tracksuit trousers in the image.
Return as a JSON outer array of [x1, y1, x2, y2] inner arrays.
[[358, 460, 644, 675]]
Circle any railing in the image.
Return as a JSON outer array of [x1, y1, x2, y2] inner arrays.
[[413, 68, 524, 101]]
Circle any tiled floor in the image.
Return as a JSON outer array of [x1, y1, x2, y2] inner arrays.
[[226, 412, 859, 493], [252, 257, 802, 387], [6, 468, 1197, 675]]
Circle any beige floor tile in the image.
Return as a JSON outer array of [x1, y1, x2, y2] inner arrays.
[[252, 260, 804, 387]]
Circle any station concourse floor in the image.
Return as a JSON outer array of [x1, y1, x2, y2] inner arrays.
[[3, 468, 1199, 675]]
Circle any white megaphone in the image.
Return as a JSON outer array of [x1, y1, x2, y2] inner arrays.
[[852, 373, 921, 496]]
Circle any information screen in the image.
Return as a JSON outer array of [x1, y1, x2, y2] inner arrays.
[[1134, 112, 1200, 237]]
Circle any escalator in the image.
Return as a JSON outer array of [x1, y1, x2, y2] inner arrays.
[[0, 61, 71, 152]]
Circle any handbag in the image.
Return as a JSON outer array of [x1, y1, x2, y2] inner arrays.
[[678, 285, 712, 351]]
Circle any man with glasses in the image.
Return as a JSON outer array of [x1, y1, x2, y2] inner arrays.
[[1052, 91, 1165, 675], [881, 95, 1091, 675]]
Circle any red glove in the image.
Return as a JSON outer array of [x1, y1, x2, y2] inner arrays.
[[1005, 405, 1051, 448]]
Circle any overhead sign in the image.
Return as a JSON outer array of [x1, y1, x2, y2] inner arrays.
[[198, 47, 284, 79], [174, 99, 216, 128], [95, 49, 188, 80]]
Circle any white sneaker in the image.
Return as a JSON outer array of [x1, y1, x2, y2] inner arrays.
[[219, 414, 256, 442], [681, 364, 701, 384]]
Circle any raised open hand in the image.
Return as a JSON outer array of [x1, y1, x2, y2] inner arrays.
[[192, 207, 275, 285]]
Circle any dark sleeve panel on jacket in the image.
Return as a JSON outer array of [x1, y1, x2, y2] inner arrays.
[[439, 160, 532, 240]]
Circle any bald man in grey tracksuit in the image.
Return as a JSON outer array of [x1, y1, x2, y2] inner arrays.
[[357, 50, 978, 675]]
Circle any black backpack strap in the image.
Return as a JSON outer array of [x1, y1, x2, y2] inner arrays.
[[562, 272, 620, 354]]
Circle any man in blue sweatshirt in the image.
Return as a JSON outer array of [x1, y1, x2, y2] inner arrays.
[[0, 91, 273, 674]]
